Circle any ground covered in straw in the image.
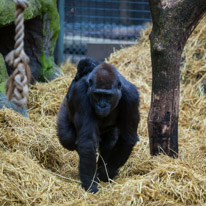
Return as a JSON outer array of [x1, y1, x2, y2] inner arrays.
[[1, 17, 206, 206]]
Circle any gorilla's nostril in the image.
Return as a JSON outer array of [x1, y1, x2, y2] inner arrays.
[[99, 103, 106, 108]]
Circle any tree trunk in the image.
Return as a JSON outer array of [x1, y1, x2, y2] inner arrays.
[[148, 0, 206, 157]]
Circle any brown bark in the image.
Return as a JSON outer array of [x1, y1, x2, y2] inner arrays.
[[148, 0, 206, 157]]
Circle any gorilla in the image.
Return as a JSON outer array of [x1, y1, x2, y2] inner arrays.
[[66, 58, 100, 100], [57, 58, 140, 193]]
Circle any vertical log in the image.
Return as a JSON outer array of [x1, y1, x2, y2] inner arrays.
[[148, 0, 206, 157]]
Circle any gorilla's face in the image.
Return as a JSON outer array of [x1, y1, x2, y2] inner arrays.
[[90, 88, 121, 117], [87, 63, 122, 117]]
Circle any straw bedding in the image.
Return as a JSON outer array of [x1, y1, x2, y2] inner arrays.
[[0, 17, 206, 205]]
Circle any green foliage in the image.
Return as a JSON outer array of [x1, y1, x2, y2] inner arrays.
[[0, 0, 40, 27], [40, 53, 55, 81], [40, 0, 60, 80], [41, 0, 60, 46], [0, 53, 8, 93]]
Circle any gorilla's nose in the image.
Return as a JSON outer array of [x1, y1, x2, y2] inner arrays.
[[98, 102, 106, 108]]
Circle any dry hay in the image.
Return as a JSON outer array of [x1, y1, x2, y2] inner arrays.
[[0, 16, 206, 206]]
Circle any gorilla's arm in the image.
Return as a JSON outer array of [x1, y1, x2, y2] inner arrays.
[[71, 81, 99, 193], [57, 98, 77, 151], [98, 83, 140, 181]]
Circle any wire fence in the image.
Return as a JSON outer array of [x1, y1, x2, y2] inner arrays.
[[64, 0, 151, 62]]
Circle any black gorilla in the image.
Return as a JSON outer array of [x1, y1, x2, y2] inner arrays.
[[57, 58, 140, 193], [74, 57, 99, 81], [66, 58, 100, 100]]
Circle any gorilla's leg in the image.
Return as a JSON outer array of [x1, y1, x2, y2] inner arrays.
[[57, 98, 77, 151], [78, 139, 98, 193], [98, 131, 138, 182], [97, 128, 118, 181]]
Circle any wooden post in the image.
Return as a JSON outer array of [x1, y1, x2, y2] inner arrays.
[[148, 0, 206, 157]]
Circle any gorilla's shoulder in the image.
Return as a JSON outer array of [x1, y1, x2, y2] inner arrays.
[[119, 75, 139, 104]]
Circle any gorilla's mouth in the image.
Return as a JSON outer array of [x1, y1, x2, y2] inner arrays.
[[95, 105, 110, 117]]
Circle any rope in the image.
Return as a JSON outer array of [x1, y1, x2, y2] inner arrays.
[[5, 0, 30, 107]]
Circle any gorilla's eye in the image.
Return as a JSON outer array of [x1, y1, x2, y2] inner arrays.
[[117, 81, 122, 89], [89, 79, 93, 86]]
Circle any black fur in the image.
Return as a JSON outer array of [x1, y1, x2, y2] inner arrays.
[[57, 59, 140, 193], [66, 58, 100, 100], [75, 57, 99, 81]]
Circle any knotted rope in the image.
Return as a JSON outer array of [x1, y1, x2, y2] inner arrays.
[[5, 0, 31, 107]]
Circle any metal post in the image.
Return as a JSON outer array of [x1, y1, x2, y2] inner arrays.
[[55, 0, 64, 64]]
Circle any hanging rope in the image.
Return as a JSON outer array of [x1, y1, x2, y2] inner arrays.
[[5, 0, 31, 107]]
